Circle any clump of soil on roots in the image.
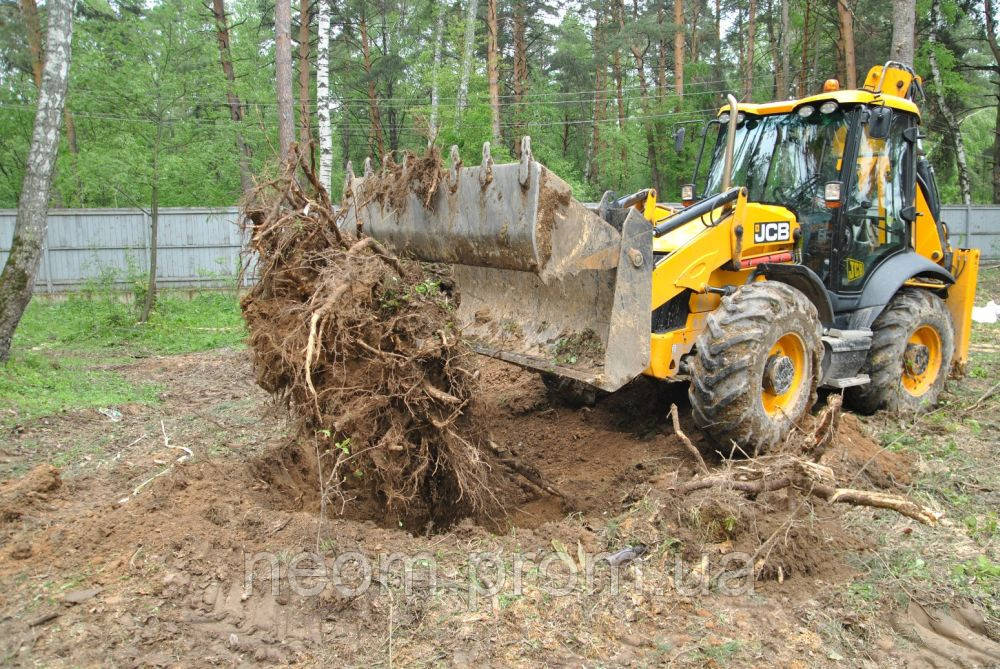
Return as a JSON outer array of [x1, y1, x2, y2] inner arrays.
[[241, 151, 496, 533], [354, 147, 447, 214]]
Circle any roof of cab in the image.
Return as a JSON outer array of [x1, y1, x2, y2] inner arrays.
[[719, 89, 921, 119]]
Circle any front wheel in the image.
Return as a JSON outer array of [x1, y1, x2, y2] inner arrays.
[[687, 281, 823, 455], [845, 288, 954, 414]]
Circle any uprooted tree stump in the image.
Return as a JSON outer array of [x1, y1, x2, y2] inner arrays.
[[669, 395, 942, 526], [240, 148, 497, 531]]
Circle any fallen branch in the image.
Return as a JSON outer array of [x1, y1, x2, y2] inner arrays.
[[669, 403, 708, 475], [673, 454, 941, 525]]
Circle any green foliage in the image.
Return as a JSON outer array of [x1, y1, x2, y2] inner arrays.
[[0, 0, 996, 208], [14, 292, 246, 355], [0, 350, 162, 427]]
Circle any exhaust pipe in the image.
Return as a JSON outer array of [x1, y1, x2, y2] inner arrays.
[[721, 93, 740, 193]]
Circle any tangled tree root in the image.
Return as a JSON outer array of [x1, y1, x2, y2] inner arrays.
[[240, 149, 495, 531]]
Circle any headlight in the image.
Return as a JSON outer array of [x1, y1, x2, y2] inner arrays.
[[719, 112, 730, 124], [736, 112, 746, 124], [681, 184, 695, 201], [819, 100, 838, 114], [797, 105, 815, 118]]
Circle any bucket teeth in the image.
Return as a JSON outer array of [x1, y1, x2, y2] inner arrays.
[[449, 145, 462, 191], [518, 136, 533, 187], [479, 142, 494, 187], [344, 160, 355, 195]]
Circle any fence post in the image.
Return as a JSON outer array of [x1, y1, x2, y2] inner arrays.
[[41, 212, 53, 293], [965, 204, 972, 248]]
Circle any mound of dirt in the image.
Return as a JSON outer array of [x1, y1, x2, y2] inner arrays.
[[0, 464, 60, 525], [240, 152, 497, 533]]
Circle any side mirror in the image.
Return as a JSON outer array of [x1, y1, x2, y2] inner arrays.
[[868, 106, 892, 139], [673, 127, 686, 153], [824, 181, 842, 208], [680, 184, 695, 204]]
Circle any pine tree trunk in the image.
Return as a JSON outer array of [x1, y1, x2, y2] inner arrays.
[[674, 0, 684, 100], [984, 0, 1000, 202], [837, 0, 857, 88], [713, 0, 722, 84], [513, 0, 527, 153], [359, 12, 384, 159], [275, 0, 295, 159], [610, 0, 626, 169], [486, 0, 502, 143], [657, 1, 667, 97], [889, 0, 916, 65], [626, 0, 660, 192], [297, 0, 311, 155], [428, 6, 443, 146], [456, 0, 478, 118], [210, 0, 253, 196], [316, 0, 333, 191], [798, 0, 810, 97], [588, 19, 605, 184], [0, 0, 75, 360], [928, 0, 970, 204], [777, 0, 789, 96], [741, 0, 757, 99]]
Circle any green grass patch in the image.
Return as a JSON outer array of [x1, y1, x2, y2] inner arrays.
[[0, 351, 161, 426], [14, 291, 246, 355], [1, 291, 244, 427]]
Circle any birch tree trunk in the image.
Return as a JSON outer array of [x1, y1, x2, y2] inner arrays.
[[428, 6, 444, 146], [0, 0, 75, 361], [275, 0, 295, 159], [456, 0, 478, 118], [316, 0, 333, 191], [928, 0, 970, 204], [20, 0, 81, 204], [486, 0, 502, 143], [210, 0, 254, 196], [837, 0, 857, 88], [889, 0, 916, 65]]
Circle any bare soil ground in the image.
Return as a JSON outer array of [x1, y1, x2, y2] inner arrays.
[[1, 342, 998, 667]]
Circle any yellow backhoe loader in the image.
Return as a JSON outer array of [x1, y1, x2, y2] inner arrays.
[[343, 62, 980, 454]]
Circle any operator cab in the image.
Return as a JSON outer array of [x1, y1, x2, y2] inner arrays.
[[690, 64, 935, 303]]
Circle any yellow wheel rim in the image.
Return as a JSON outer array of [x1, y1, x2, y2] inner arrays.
[[901, 325, 942, 397], [761, 333, 806, 416]]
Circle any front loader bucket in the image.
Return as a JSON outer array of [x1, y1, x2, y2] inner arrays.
[[342, 138, 652, 392]]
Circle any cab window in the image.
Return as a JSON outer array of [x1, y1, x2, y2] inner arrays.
[[837, 111, 912, 290]]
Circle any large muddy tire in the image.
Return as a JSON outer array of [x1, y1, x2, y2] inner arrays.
[[688, 281, 822, 455], [845, 288, 954, 415], [540, 373, 599, 407]]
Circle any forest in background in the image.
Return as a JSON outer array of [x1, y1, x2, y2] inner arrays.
[[0, 0, 998, 210]]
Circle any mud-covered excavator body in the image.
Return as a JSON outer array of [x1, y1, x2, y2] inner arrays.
[[342, 62, 980, 452]]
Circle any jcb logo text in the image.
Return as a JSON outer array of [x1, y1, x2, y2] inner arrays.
[[753, 222, 791, 244]]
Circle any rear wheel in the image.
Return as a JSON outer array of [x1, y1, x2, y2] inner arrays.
[[846, 288, 954, 414], [687, 282, 822, 455]]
